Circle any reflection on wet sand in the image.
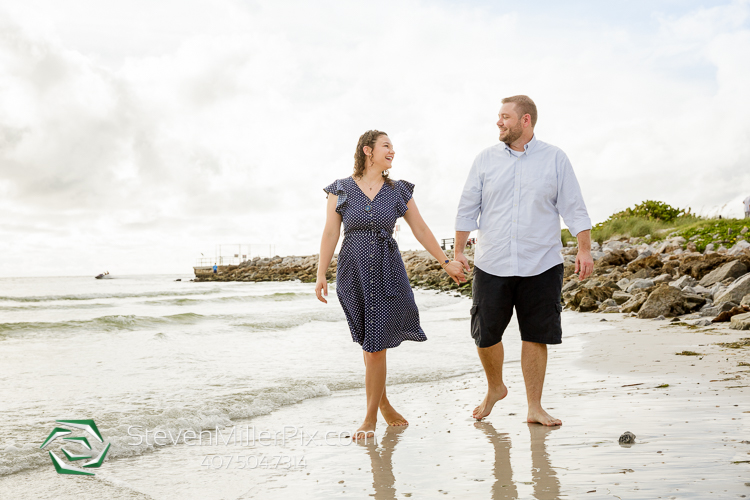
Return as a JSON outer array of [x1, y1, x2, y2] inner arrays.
[[475, 422, 519, 498], [357, 425, 406, 500], [476, 422, 561, 500], [528, 424, 561, 500]]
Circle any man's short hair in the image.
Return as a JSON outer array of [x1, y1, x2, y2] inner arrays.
[[501, 95, 537, 127]]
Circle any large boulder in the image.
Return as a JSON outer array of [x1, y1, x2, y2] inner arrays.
[[730, 312, 750, 330], [621, 292, 648, 313], [626, 278, 655, 293], [699, 260, 748, 287], [627, 255, 663, 274], [728, 240, 750, 256], [679, 253, 732, 280], [597, 249, 633, 267], [562, 278, 581, 293], [713, 305, 750, 323], [714, 273, 750, 305], [638, 284, 688, 318], [681, 292, 707, 311], [612, 290, 633, 305], [568, 286, 613, 311], [670, 275, 697, 289]]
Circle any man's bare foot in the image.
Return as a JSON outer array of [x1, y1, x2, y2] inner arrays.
[[379, 403, 408, 426], [472, 384, 508, 420], [527, 407, 562, 426], [353, 419, 377, 440]]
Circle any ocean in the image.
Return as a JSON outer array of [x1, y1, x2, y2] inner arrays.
[[0, 274, 483, 479]]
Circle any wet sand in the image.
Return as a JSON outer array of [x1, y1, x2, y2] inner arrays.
[[2, 313, 749, 499]]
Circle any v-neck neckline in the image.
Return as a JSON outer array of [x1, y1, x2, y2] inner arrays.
[[350, 176, 385, 202]]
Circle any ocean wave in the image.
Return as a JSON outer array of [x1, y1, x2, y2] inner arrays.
[[0, 382, 331, 477], [234, 309, 345, 331], [143, 292, 308, 306], [0, 313, 206, 334], [0, 363, 482, 477], [0, 288, 223, 303]]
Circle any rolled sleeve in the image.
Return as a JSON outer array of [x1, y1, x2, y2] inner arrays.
[[556, 154, 591, 236], [455, 157, 483, 231]]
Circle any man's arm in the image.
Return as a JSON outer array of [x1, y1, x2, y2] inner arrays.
[[556, 153, 593, 279], [575, 229, 593, 280]]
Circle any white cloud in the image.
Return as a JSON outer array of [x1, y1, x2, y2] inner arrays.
[[0, 0, 749, 277]]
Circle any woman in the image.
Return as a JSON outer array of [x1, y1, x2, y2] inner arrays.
[[315, 130, 466, 439]]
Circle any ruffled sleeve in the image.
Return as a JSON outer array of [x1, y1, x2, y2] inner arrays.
[[323, 179, 348, 216], [395, 180, 415, 218]]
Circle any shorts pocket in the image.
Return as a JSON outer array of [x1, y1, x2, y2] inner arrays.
[[555, 302, 563, 313]]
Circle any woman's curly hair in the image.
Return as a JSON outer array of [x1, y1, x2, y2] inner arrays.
[[353, 130, 394, 187]]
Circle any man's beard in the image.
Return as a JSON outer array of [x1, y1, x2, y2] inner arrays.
[[500, 122, 523, 145]]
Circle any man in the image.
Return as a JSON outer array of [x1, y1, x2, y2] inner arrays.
[[213, 263, 218, 274], [454, 95, 593, 426], [744, 195, 750, 219]]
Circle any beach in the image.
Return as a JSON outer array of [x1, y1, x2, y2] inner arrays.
[[1, 276, 748, 499]]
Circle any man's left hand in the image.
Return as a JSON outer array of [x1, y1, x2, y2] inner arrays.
[[575, 251, 594, 280]]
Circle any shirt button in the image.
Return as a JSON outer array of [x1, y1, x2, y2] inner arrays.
[[371, 293, 374, 297], [371, 307, 375, 310], [370, 267, 374, 271], [370, 254, 374, 258]]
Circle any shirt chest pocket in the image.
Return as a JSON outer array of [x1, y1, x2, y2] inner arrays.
[[522, 170, 557, 200]]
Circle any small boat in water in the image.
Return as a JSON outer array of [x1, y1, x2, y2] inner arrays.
[[95, 271, 113, 280]]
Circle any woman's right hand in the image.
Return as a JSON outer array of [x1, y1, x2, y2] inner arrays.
[[315, 276, 328, 303]]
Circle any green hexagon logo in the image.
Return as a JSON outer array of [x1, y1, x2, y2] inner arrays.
[[40, 419, 111, 476]]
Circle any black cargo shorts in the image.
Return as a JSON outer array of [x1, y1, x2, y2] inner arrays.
[[470, 264, 564, 348]]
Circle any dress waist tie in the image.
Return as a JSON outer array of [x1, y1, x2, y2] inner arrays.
[[344, 229, 398, 297]]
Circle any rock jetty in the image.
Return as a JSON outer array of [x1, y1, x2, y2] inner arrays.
[[193, 249, 474, 296], [194, 229, 750, 328], [559, 235, 750, 328]]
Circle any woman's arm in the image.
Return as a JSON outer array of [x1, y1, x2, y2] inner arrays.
[[402, 198, 466, 284], [315, 195, 342, 303]]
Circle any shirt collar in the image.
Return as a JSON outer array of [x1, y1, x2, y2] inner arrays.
[[504, 134, 537, 156]]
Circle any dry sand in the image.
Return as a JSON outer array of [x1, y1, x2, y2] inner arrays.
[[2, 313, 749, 499]]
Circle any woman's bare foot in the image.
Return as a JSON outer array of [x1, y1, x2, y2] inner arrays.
[[379, 403, 408, 426], [472, 384, 508, 420], [353, 419, 377, 440], [527, 407, 562, 426]]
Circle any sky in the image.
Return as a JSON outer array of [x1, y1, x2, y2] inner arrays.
[[0, 0, 749, 277]]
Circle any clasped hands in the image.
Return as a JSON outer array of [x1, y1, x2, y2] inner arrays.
[[444, 258, 469, 284]]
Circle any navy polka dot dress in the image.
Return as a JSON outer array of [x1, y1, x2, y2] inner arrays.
[[324, 176, 426, 353]]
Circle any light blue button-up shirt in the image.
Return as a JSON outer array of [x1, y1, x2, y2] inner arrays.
[[455, 136, 591, 277]]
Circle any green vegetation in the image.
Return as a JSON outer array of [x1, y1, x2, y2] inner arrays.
[[672, 218, 750, 252], [675, 350, 703, 356], [590, 200, 699, 245], [561, 199, 750, 250], [656, 383, 670, 388], [591, 216, 698, 245]]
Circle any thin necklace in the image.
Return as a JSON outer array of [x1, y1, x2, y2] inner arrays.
[[360, 175, 383, 191]]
